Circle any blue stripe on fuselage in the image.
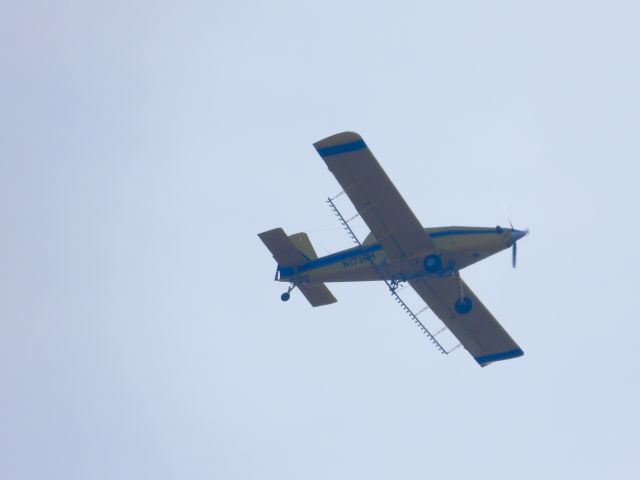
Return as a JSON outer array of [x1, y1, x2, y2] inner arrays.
[[300, 244, 382, 273], [278, 244, 382, 278], [429, 229, 498, 238]]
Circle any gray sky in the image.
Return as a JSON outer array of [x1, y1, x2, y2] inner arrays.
[[1, 1, 639, 478]]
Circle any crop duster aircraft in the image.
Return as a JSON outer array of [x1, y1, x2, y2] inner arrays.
[[259, 132, 528, 367]]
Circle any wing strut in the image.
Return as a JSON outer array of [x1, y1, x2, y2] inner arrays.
[[327, 194, 460, 355], [453, 270, 464, 301]]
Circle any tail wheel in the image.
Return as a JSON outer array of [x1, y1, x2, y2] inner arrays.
[[423, 254, 442, 273], [454, 297, 473, 314], [281, 292, 291, 302]]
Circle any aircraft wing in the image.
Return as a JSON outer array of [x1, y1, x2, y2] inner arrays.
[[409, 277, 524, 367], [314, 132, 436, 261]]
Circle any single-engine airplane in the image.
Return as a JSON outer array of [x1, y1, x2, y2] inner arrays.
[[258, 132, 528, 367]]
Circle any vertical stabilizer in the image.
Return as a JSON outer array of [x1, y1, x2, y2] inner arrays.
[[288, 232, 318, 261]]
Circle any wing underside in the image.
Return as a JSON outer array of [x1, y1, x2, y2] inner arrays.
[[314, 132, 436, 261], [409, 277, 523, 366]]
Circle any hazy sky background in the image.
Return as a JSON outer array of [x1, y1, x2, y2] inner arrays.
[[2, 1, 639, 478]]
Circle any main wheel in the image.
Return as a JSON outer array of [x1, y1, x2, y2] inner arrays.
[[281, 292, 290, 302], [423, 254, 442, 273], [454, 297, 473, 314]]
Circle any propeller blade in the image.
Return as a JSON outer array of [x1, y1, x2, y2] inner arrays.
[[504, 205, 514, 230], [504, 205, 528, 269]]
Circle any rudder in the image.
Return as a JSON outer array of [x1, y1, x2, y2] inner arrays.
[[288, 232, 318, 261]]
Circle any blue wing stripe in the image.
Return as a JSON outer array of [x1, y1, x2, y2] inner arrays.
[[316, 139, 367, 157], [475, 348, 524, 366]]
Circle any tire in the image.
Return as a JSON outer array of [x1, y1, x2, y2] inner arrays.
[[454, 297, 473, 314], [281, 292, 290, 302], [423, 254, 442, 273]]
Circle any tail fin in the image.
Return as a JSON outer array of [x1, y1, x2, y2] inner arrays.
[[258, 228, 337, 307], [288, 232, 318, 260]]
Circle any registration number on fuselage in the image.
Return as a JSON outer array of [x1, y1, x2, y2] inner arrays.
[[342, 253, 376, 268]]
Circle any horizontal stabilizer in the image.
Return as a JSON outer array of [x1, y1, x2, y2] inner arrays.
[[258, 228, 308, 266], [298, 282, 337, 307]]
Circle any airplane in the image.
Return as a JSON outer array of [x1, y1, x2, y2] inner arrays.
[[258, 131, 528, 367]]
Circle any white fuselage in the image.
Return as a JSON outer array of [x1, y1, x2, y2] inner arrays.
[[278, 226, 516, 284]]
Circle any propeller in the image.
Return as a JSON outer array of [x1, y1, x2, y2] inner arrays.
[[504, 205, 528, 269], [509, 218, 516, 268], [510, 227, 529, 268]]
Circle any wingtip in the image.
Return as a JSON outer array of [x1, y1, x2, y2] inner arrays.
[[475, 348, 524, 367], [313, 132, 367, 157], [314, 131, 362, 147]]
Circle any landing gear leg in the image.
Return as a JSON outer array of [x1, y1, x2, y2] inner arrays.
[[281, 283, 296, 302], [453, 270, 473, 314]]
